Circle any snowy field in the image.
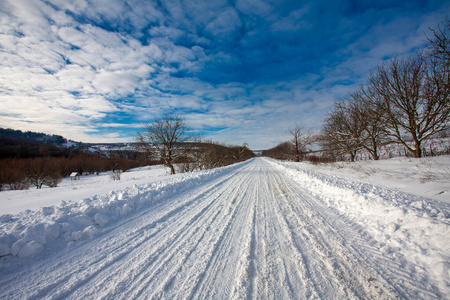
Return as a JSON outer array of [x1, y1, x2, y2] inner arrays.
[[0, 157, 449, 299], [0, 164, 172, 215]]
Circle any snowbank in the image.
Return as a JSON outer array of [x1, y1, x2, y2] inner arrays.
[[266, 158, 450, 293], [298, 155, 450, 203], [0, 160, 251, 260]]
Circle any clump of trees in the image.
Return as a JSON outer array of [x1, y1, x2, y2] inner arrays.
[[0, 128, 71, 159], [137, 115, 255, 174], [0, 159, 28, 190], [262, 142, 294, 160], [262, 124, 315, 162], [179, 141, 255, 172], [264, 18, 449, 163], [321, 91, 389, 161], [24, 157, 63, 189], [0, 154, 145, 191], [321, 18, 449, 160]]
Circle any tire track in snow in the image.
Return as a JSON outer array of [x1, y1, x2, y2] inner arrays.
[[131, 165, 254, 299], [61, 164, 251, 299], [266, 158, 444, 299], [268, 161, 431, 299], [186, 162, 258, 299], [268, 171, 376, 298], [255, 166, 318, 299]]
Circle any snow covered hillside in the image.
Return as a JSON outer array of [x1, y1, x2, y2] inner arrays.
[[0, 157, 449, 299]]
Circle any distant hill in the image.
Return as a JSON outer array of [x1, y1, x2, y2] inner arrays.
[[0, 128, 80, 159], [0, 128, 67, 145], [0, 128, 141, 160]]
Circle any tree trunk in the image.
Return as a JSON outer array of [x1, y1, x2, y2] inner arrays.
[[169, 164, 176, 175], [371, 137, 380, 160], [350, 151, 356, 162], [414, 140, 422, 158], [371, 149, 379, 160], [295, 140, 300, 162]]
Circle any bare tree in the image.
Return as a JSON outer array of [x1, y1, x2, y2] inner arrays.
[[25, 158, 61, 189], [288, 124, 314, 162], [368, 54, 450, 158], [137, 115, 193, 175], [427, 17, 450, 65], [351, 89, 390, 160], [320, 100, 366, 162]]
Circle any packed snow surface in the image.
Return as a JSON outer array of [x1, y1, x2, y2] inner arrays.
[[0, 157, 449, 299]]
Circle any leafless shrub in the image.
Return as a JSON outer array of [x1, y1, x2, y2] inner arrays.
[[110, 170, 122, 181]]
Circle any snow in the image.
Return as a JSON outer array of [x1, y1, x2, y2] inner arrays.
[[17, 240, 43, 258], [94, 213, 109, 227], [0, 157, 449, 299], [297, 155, 450, 203], [267, 158, 450, 295], [0, 164, 170, 215]]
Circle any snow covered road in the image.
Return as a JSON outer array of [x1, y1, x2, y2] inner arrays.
[[0, 158, 448, 299]]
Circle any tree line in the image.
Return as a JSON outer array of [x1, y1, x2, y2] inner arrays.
[[264, 18, 450, 162], [0, 153, 145, 191], [1, 115, 255, 190], [137, 114, 255, 175]]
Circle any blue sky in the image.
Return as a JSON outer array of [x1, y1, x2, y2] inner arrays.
[[0, 0, 448, 149]]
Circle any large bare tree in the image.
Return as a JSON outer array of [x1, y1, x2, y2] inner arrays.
[[368, 54, 450, 158], [137, 115, 193, 175]]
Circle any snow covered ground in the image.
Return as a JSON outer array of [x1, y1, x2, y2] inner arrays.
[[0, 157, 449, 299], [295, 155, 450, 203], [0, 165, 171, 215]]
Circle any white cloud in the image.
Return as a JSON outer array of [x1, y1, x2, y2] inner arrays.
[[0, 0, 171, 142], [93, 70, 139, 96]]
